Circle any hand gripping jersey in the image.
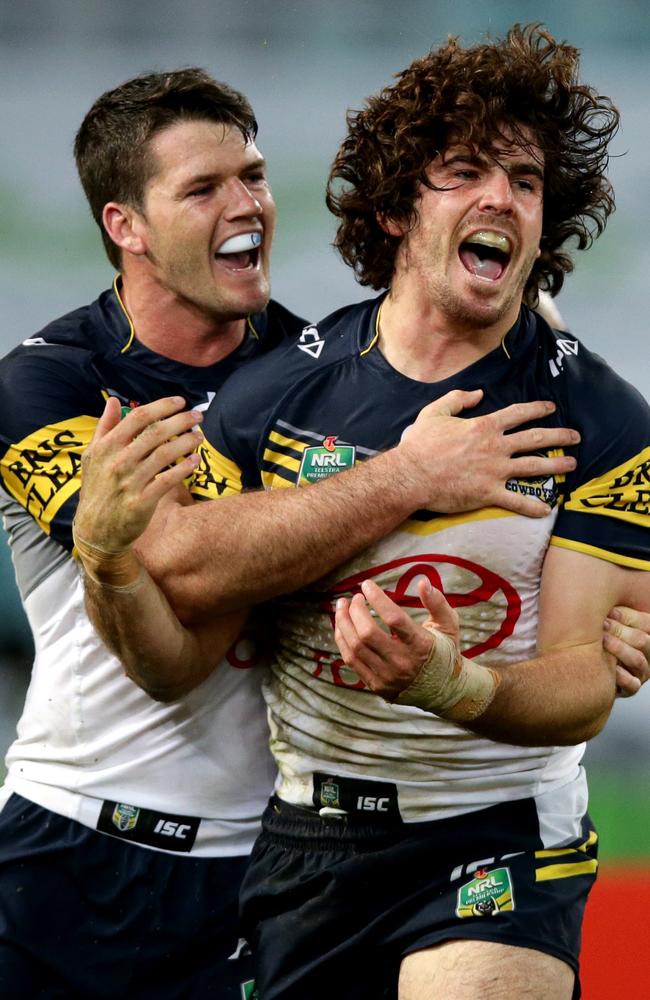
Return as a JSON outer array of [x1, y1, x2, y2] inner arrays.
[[196, 295, 650, 846], [0, 279, 306, 856]]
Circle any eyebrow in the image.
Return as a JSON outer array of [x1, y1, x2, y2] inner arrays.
[[440, 152, 544, 182], [179, 157, 267, 188]]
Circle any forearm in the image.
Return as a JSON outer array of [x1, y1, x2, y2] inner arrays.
[[463, 642, 617, 745], [80, 550, 244, 701], [144, 449, 423, 622]]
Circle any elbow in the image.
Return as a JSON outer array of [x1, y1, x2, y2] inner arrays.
[[124, 666, 199, 703]]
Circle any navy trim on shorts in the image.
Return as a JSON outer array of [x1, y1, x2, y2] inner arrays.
[[241, 794, 597, 1000]]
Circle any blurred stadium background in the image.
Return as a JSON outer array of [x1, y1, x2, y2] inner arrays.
[[0, 2, 648, 994]]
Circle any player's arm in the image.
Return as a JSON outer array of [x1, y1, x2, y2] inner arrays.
[[74, 392, 581, 624], [74, 396, 247, 700], [334, 547, 650, 745]]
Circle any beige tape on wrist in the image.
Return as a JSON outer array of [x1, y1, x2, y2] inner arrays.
[[395, 630, 500, 722], [72, 524, 143, 592]]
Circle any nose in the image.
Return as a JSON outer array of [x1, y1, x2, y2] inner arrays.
[[223, 177, 263, 219], [477, 169, 513, 214]]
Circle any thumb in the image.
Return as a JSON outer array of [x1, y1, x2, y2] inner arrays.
[[418, 579, 459, 638], [94, 395, 124, 441]]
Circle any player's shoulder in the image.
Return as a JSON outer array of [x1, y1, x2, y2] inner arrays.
[[216, 296, 380, 403], [257, 299, 310, 344], [0, 295, 106, 379], [532, 309, 649, 421], [0, 296, 109, 432]]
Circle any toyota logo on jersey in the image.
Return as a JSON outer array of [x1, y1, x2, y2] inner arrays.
[[325, 554, 521, 658]]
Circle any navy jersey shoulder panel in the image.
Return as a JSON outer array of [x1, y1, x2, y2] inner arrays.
[[534, 320, 650, 566], [201, 297, 380, 479], [0, 289, 304, 552]]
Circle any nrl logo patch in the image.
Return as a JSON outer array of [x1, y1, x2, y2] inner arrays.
[[240, 981, 259, 1000], [111, 803, 140, 833], [456, 866, 515, 918], [299, 436, 356, 484], [318, 779, 341, 809]]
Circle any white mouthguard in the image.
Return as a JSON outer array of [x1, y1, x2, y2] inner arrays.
[[216, 232, 262, 254]]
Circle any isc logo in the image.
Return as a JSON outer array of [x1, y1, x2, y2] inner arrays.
[[356, 796, 389, 812], [153, 819, 192, 839]]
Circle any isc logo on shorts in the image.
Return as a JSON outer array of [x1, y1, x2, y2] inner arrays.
[[97, 800, 200, 853], [356, 796, 390, 812], [313, 772, 401, 821]]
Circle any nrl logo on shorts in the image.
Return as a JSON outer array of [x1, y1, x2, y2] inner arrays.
[[456, 867, 515, 918], [299, 436, 356, 484], [319, 779, 341, 809], [111, 802, 140, 832], [240, 981, 259, 1000]]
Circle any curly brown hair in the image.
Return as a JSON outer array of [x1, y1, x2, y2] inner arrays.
[[326, 23, 619, 301], [74, 68, 257, 268]]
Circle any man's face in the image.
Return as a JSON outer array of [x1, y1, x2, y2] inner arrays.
[[133, 119, 275, 320], [392, 128, 544, 331]]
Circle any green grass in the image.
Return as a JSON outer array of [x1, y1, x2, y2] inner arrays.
[[588, 771, 650, 861]]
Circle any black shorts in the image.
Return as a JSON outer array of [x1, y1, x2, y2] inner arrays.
[[241, 792, 598, 1000], [0, 794, 256, 999]]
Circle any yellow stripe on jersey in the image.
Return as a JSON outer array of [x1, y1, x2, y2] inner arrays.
[[535, 859, 598, 882], [268, 429, 306, 454], [535, 830, 598, 858], [262, 447, 303, 476], [189, 438, 243, 499], [0, 416, 97, 533], [402, 506, 515, 536], [550, 536, 650, 571], [261, 471, 295, 490], [563, 445, 650, 529]]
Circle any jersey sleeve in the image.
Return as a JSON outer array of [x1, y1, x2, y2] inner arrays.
[[0, 348, 102, 550], [189, 360, 275, 501], [551, 356, 650, 570]]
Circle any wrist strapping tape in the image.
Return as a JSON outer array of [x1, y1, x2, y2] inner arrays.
[[72, 523, 143, 592], [395, 629, 499, 721]]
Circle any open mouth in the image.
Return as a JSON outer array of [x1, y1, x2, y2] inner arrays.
[[459, 231, 511, 281], [214, 232, 262, 270]]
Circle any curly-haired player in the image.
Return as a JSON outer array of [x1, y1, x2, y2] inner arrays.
[[65, 25, 650, 1000]]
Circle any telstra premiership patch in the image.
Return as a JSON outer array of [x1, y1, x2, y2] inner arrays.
[[298, 436, 356, 483], [456, 866, 515, 918]]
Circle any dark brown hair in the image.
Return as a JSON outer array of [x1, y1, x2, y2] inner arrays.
[[74, 68, 257, 268], [326, 24, 619, 301]]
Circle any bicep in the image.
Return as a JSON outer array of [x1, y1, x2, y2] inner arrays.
[[537, 545, 650, 653]]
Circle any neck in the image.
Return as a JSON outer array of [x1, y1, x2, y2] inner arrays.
[[117, 272, 247, 367], [377, 287, 520, 383]]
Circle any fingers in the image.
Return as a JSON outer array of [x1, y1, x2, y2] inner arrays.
[[615, 665, 642, 698], [358, 580, 417, 641], [418, 388, 483, 418], [126, 408, 203, 464], [492, 399, 557, 431], [334, 595, 386, 688], [503, 427, 580, 460], [99, 396, 192, 452], [603, 616, 650, 689], [609, 606, 650, 632], [334, 581, 439, 700], [93, 395, 124, 441], [135, 427, 203, 489], [493, 487, 551, 518]]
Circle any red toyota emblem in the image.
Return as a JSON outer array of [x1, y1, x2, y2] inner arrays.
[[325, 554, 521, 658]]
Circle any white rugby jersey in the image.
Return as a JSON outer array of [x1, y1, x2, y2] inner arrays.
[[198, 295, 650, 843], [0, 283, 305, 855]]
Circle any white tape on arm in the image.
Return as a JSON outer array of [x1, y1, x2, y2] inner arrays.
[[72, 522, 143, 592], [395, 630, 499, 721]]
